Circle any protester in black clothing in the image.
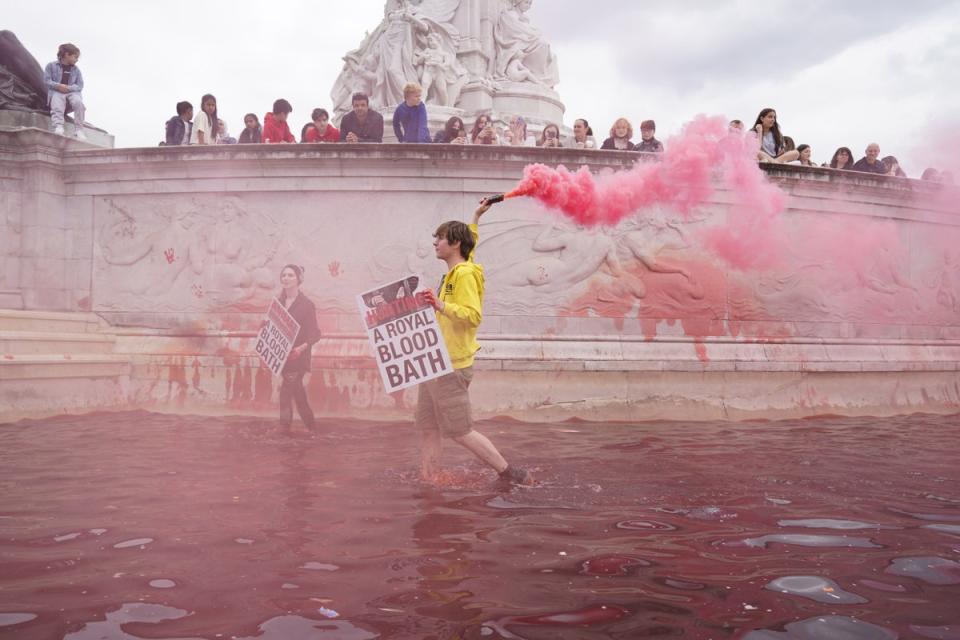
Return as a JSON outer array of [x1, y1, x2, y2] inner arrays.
[[238, 113, 262, 144], [339, 92, 384, 143], [275, 264, 320, 433]]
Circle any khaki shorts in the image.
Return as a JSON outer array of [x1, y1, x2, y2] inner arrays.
[[415, 366, 474, 438]]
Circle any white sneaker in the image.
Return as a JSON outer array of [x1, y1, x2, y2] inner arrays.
[[54, 125, 65, 135], [74, 129, 87, 141]]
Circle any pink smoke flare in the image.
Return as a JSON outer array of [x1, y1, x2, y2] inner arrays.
[[508, 115, 788, 269]]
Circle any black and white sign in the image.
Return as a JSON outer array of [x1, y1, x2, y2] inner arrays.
[[357, 274, 453, 392], [256, 298, 301, 375]]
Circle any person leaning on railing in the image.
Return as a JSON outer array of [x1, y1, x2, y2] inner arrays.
[[572, 118, 596, 149], [538, 123, 563, 148], [824, 147, 855, 170], [634, 120, 664, 153], [852, 143, 888, 174], [339, 92, 384, 143], [601, 117, 635, 150], [434, 116, 467, 144], [470, 114, 498, 145]]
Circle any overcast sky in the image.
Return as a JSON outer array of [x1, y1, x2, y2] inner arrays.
[[6, 0, 959, 173]]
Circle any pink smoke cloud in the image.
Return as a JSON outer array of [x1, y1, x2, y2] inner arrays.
[[508, 115, 788, 269]]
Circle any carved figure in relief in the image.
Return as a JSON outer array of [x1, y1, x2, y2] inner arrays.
[[929, 251, 960, 312], [414, 32, 468, 107], [490, 222, 643, 297], [617, 214, 705, 300], [98, 198, 212, 298], [210, 198, 278, 304], [493, 0, 559, 87]]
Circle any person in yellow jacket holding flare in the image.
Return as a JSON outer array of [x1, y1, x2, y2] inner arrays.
[[420, 197, 532, 485]]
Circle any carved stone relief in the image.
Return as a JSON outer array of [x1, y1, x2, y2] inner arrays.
[[91, 189, 959, 337]]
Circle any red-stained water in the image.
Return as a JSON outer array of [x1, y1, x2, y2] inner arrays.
[[1, 411, 959, 639]]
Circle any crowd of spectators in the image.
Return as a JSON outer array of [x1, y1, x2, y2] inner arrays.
[[161, 87, 954, 183]]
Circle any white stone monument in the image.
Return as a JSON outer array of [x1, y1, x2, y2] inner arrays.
[[329, 0, 565, 141]]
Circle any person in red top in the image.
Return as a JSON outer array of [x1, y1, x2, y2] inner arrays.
[[303, 108, 340, 143], [262, 98, 295, 143]]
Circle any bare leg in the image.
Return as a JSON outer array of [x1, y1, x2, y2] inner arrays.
[[420, 428, 443, 479], [454, 430, 509, 474], [774, 150, 800, 164]]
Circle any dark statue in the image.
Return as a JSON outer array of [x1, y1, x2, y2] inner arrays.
[[0, 30, 49, 112]]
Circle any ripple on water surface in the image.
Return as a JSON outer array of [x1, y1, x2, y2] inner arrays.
[[148, 579, 176, 588], [112, 537, 154, 549], [745, 615, 898, 639], [739, 534, 881, 549], [0, 613, 37, 627], [232, 615, 377, 640], [63, 603, 195, 639], [615, 519, 676, 531], [886, 557, 960, 585], [777, 518, 878, 530], [765, 576, 868, 604], [923, 524, 960, 536], [579, 554, 652, 576], [909, 625, 960, 639]]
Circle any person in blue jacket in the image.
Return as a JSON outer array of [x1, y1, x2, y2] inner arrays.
[[392, 82, 431, 143]]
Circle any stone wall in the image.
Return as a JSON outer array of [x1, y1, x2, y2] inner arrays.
[[2, 127, 959, 420]]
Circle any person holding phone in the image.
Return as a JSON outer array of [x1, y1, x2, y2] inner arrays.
[[538, 123, 563, 148]]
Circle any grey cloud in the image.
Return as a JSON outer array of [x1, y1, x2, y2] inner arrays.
[[529, 1, 949, 94]]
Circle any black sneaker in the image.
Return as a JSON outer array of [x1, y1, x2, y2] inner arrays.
[[498, 465, 533, 485]]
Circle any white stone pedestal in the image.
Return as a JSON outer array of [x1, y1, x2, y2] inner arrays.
[[0, 110, 114, 148]]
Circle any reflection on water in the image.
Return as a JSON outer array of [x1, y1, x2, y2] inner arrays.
[[765, 575, 868, 604], [0, 410, 958, 638]]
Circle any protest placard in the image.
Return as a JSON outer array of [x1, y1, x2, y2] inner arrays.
[[255, 299, 301, 376], [357, 274, 453, 393]]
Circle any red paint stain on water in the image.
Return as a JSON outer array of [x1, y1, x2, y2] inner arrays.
[[1, 412, 958, 637]]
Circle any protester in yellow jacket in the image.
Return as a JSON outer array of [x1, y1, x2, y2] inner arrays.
[[419, 198, 531, 485]]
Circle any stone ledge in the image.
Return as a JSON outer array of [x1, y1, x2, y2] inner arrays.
[[117, 351, 960, 374], [0, 309, 104, 332], [0, 330, 116, 354], [0, 354, 130, 380]]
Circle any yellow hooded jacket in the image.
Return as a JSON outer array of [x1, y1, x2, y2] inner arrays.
[[437, 224, 484, 369]]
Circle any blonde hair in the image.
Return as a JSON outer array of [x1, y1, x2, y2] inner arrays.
[[403, 83, 423, 97], [610, 118, 633, 140]]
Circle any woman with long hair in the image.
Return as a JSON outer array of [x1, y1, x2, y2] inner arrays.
[[796, 144, 816, 167], [274, 264, 320, 434], [601, 117, 635, 150], [752, 108, 799, 163], [881, 155, 907, 177], [825, 147, 855, 170], [470, 113, 497, 145], [538, 123, 562, 148], [191, 93, 219, 145], [238, 113, 261, 144], [434, 116, 467, 144]]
